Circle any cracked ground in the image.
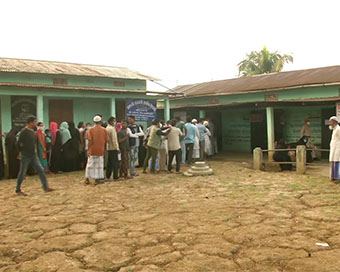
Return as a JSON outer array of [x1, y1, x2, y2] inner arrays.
[[1, 159, 340, 272]]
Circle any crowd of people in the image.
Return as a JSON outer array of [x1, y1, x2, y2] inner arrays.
[[7, 114, 216, 194]]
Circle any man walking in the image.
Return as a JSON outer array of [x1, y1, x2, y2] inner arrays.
[[196, 118, 208, 161], [85, 115, 109, 185], [167, 119, 182, 173], [15, 116, 54, 196], [128, 115, 144, 176], [118, 120, 132, 179], [184, 117, 196, 165], [106, 116, 120, 181]]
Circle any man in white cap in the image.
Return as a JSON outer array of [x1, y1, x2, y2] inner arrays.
[[329, 116, 340, 181], [85, 115, 109, 185]]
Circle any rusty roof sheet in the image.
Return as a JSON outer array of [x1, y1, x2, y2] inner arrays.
[[172, 66, 340, 97], [0, 58, 159, 81]]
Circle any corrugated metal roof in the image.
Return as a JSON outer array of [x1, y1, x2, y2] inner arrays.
[[172, 66, 340, 97], [0, 58, 159, 81]]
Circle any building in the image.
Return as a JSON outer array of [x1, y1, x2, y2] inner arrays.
[[0, 58, 171, 133], [168, 66, 340, 155]]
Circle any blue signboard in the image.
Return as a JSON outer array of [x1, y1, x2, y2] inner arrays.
[[126, 99, 157, 121]]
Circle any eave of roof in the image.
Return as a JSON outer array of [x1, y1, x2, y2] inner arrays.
[[0, 57, 159, 81], [0, 82, 171, 96]]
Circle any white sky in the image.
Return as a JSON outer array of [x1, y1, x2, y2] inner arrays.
[[1, 0, 340, 91]]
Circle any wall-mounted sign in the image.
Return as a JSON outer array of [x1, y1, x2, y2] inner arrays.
[[265, 93, 278, 101], [126, 99, 156, 121], [208, 97, 219, 104], [11, 96, 37, 129]]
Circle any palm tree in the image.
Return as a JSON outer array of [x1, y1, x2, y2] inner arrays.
[[238, 46, 293, 76]]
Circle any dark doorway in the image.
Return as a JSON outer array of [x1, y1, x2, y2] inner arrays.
[[321, 107, 335, 159], [116, 100, 126, 122], [49, 100, 73, 126], [250, 110, 267, 151], [206, 110, 222, 152]]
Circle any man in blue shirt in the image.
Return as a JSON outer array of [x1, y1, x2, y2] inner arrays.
[[196, 118, 207, 161], [184, 117, 196, 164]]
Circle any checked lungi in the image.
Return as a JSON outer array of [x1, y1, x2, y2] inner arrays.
[[85, 156, 104, 179]]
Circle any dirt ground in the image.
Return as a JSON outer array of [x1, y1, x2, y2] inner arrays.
[[1, 158, 340, 272]]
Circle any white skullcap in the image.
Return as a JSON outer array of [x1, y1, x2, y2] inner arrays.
[[93, 115, 102, 122], [192, 119, 198, 123], [329, 116, 338, 122], [203, 121, 209, 126]]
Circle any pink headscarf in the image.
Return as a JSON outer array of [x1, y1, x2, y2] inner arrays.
[[116, 122, 122, 132], [50, 122, 58, 145]]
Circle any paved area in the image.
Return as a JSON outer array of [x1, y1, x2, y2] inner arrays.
[[1, 160, 340, 271]]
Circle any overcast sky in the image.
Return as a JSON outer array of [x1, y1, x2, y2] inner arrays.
[[1, 0, 339, 91]]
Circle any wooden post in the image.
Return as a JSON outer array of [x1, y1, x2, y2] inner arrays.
[[296, 145, 306, 174], [266, 107, 275, 161], [253, 147, 263, 170], [37, 94, 44, 123], [164, 98, 170, 121], [110, 97, 116, 117]]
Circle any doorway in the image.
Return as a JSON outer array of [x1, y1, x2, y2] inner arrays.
[[321, 107, 335, 158], [49, 99, 73, 125], [116, 100, 126, 122], [250, 110, 267, 151]]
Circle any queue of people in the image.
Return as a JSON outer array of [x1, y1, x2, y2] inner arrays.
[[7, 113, 216, 193]]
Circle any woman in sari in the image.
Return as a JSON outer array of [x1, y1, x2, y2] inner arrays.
[[37, 122, 48, 172], [68, 121, 81, 171], [50, 122, 63, 173], [5, 127, 20, 179], [59, 122, 73, 172]]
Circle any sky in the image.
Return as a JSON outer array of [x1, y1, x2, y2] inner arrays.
[[1, 0, 340, 91]]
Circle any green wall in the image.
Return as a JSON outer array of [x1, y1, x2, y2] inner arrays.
[[281, 106, 322, 145], [0, 72, 147, 91], [222, 108, 251, 152]]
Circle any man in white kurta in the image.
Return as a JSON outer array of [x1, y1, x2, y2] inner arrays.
[[329, 116, 340, 180]]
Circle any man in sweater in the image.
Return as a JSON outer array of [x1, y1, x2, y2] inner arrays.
[[85, 115, 109, 185], [128, 115, 144, 177], [143, 119, 171, 174], [106, 116, 120, 181], [167, 119, 183, 173], [16, 116, 54, 196]]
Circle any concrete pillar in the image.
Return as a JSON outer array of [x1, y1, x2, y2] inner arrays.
[[1, 95, 12, 133], [36, 94, 44, 123], [296, 145, 306, 174], [253, 147, 263, 170], [266, 107, 275, 161], [110, 97, 116, 117], [199, 110, 206, 119], [164, 98, 170, 121]]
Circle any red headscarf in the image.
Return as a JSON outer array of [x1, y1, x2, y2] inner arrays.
[[50, 122, 58, 145]]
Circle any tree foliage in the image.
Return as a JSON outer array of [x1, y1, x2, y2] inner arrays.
[[238, 46, 293, 77]]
